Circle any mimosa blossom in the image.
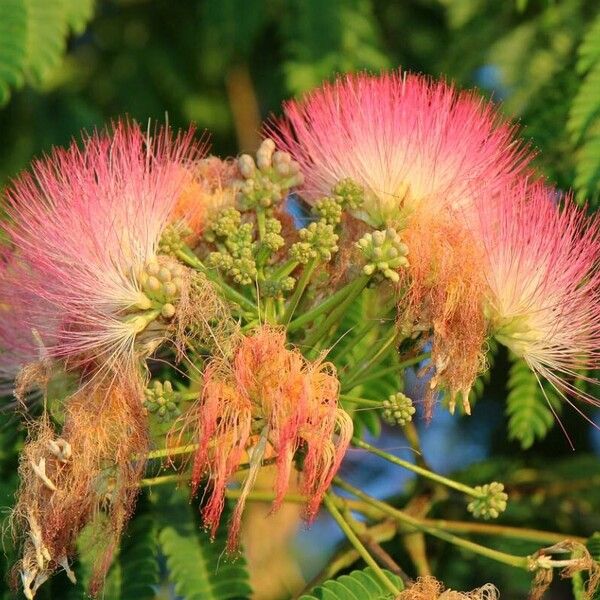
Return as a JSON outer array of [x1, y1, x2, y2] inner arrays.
[[270, 71, 528, 226], [476, 181, 600, 406], [1, 122, 206, 375], [185, 327, 352, 549], [271, 71, 520, 407]]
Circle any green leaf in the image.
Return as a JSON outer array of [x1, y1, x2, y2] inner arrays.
[[282, 0, 389, 94], [23, 0, 68, 85], [0, 0, 27, 104], [568, 11, 600, 203], [0, 0, 95, 104], [119, 510, 160, 600], [505, 356, 560, 449], [298, 567, 404, 600], [63, 0, 94, 35], [151, 485, 252, 600]]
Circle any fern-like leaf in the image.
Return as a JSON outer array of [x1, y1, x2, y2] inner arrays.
[[0, 0, 27, 104], [64, 0, 94, 35], [567, 12, 600, 202], [506, 357, 560, 449], [119, 510, 159, 600], [152, 486, 252, 600], [282, 0, 389, 94], [299, 567, 404, 600], [0, 0, 95, 104], [23, 0, 68, 85]]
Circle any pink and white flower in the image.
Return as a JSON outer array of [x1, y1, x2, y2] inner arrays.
[[270, 70, 528, 226], [476, 180, 600, 407], [1, 121, 205, 375]]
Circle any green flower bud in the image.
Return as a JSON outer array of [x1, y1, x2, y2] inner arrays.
[[211, 207, 242, 239], [356, 228, 409, 282], [263, 232, 285, 252], [313, 196, 343, 225], [158, 223, 191, 256], [208, 251, 234, 271], [294, 220, 339, 262], [467, 482, 508, 520], [382, 393, 416, 426], [333, 178, 364, 210], [289, 241, 314, 264], [144, 380, 182, 422]]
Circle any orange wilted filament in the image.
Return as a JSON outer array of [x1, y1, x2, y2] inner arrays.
[[187, 326, 352, 550]]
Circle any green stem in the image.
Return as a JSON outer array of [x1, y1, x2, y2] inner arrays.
[[330, 294, 397, 363], [281, 258, 318, 326], [147, 443, 198, 460], [335, 479, 530, 570], [342, 328, 399, 390], [352, 437, 482, 499], [422, 518, 585, 546], [141, 473, 189, 487], [342, 353, 430, 392], [303, 274, 370, 349], [225, 488, 307, 504], [175, 248, 257, 313], [271, 258, 299, 279], [287, 280, 359, 333], [339, 394, 382, 407], [323, 494, 402, 596]]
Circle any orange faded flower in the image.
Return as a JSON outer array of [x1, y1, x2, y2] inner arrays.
[[12, 377, 148, 598], [170, 156, 239, 243], [401, 209, 487, 415], [187, 327, 352, 549]]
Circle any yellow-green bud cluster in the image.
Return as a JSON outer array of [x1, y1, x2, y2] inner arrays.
[[382, 392, 416, 426], [206, 209, 258, 285], [236, 139, 304, 209], [312, 196, 343, 225], [159, 223, 192, 256], [333, 179, 364, 210], [262, 217, 285, 252], [206, 207, 241, 241], [467, 482, 508, 520], [290, 220, 339, 264], [260, 276, 296, 298], [356, 229, 409, 283], [144, 380, 181, 422], [136, 260, 184, 320]]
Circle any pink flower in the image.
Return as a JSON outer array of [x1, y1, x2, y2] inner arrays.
[[1, 121, 205, 375], [476, 180, 600, 407], [270, 70, 528, 226], [186, 327, 352, 550]]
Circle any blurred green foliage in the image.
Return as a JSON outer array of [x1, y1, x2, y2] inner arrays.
[[1, 1, 600, 599]]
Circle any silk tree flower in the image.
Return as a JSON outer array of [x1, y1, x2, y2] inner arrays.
[[12, 378, 148, 598], [475, 180, 600, 408], [271, 71, 524, 411], [184, 327, 353, 550], [270, 70, 528, 227], [1, 121, 210, 377]]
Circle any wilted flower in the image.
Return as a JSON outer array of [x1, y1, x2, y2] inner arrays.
[[476, 180, 600, 407], [1, 121, 208, 376], [271, 70, 527, 227], [12, 377, 148, 597], [169, 156, 239, 244], [398, 576, 499, 600], [185, 327, 352, 549]]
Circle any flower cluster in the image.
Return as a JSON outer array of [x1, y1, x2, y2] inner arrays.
[[272, 69, 600, 414], [0, 69, 599, 598]]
